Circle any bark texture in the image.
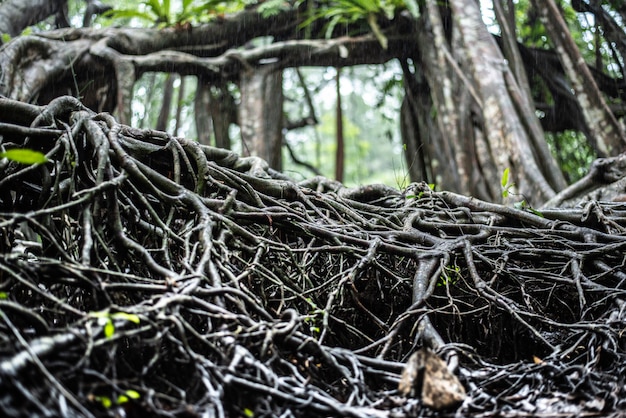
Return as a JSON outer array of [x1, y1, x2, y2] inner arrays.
[[0, 0, 67, 37], [531, 0, 626, 157], [239, 66, 284, 170]]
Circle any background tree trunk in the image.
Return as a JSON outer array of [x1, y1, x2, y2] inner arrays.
[[531, 0, 626, 157], [400, 60, 433, 186], [194, 76, 213, 146], [239, 66, 284, 170], [210, 83, 236, 150], [156, 74, 175, 132], [403, 0, 567, 204], [0, 0, 67, 38], [335, 69, 344, 182]]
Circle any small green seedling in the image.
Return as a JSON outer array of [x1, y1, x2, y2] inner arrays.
[[501, 168, 544, 216], [406, 183, 435, 200], [304, 297, 324, 335], [93, 390, 141, 409], [501, 168, 513, 198], [89, 310, 141, 339], [437, 264, 461, 287], [514, 200, 544, 217]]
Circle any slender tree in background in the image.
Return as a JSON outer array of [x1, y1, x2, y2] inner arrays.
[[335, 68, 344, 182]]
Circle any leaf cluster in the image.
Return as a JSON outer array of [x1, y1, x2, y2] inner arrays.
[[103, 0, 248, 27], [91, 389, 141, 409], [297, 0, 419, 47]]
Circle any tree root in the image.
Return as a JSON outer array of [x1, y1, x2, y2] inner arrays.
[[0, 97, 625, 417]]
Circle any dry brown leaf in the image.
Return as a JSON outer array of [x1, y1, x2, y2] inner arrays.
[[399, 348, 466, 410]]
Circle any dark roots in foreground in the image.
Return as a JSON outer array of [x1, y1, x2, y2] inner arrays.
[[0, 96, 625, 417]]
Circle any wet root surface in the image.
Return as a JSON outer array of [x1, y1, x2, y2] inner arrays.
[[0, 97, 625, 417]]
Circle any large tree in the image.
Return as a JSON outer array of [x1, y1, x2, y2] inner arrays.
[[1, 1, 626, 417], [3, 0, 626, 206]]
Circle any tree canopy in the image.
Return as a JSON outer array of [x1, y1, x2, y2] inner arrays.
[[1, 0, 626, 417]]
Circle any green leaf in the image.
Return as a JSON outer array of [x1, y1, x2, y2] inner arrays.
[[0, 292, 7, 299], [117, 395, 129, 404], [103, 9, 157, 23], [0, 149, 48, 164], [104, 320, 115, 338], [258, 0, 291, 18], [243, 407, 254, 417], [99, 396, 112, 409], [110, 312, 141, 324], [124, 389, 141, 399], [146, 0, 164, 16], [402, 0, 420, 17], [501, 168, 510, 188], [367, 13, 387, 49]]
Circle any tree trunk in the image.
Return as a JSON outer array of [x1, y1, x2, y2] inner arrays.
[[335, 69, 344, 183], [400, 60, 432, 185], [194, 76, 213, 146], [174, 76, 185, 136], [531, 0, 626, 157], [239, 66, 284, 170], [409, 0, 567, 205], [210, 82, 236, 150], [156, 74, 175, 132], [0, 0, 67, 38]]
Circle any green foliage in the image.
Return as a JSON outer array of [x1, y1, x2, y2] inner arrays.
[[515, 0, 609, 68], [514, 199, 544, 217], [545, 130, 596, 183], [103, 0, 247, 27], [257, 0, 292, 18], [117, 389, 141, 404], [297, 0, 419, 47], [437, 263, 461, 287], [500, 167, 513, 198], [283, 65, 403, 187], [500, 168, 543, 216], [0, 149, 48, 164], [304, 297, 324, 335], [93, 390, 141, 409], [405, 183, 435, 200]]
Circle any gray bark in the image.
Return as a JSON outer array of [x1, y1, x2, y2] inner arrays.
[[239, 66, 284, 170], [0, 0, 66, 38], [531, 0, 626, 157]]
